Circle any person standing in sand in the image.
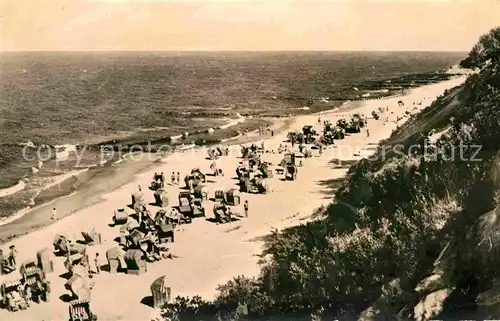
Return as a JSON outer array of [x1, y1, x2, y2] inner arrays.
[[94, 253, 100, 274], [366, 129, 370, 138], [171, 172, 176, 185], [176, 172, 180, 185], [8, 245, 17, 267], [51, 207, 57, 221], [244, 200, 249, 218], [25, 283, 32, 302]]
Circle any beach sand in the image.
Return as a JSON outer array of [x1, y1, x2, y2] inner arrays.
[[0, 76, 466, 321]]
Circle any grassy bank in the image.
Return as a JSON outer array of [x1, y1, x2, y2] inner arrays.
[[159, 28, 500, 321]]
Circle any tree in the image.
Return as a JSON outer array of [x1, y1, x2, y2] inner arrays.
[[460, 27, 500, 69]]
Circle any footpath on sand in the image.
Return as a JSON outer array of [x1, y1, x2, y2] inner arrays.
[[0, 76, 466, 321]]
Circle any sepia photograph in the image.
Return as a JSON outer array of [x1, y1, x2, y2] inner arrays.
[[0, 0, 500, 320]]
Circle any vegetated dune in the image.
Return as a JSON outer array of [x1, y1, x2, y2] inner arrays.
[[160, 27, 500, 321]]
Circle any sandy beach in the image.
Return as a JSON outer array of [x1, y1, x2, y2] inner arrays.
[[0, 76, 467, 321]]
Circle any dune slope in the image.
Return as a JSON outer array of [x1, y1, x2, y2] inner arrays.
[[159, 27, 500, 321]]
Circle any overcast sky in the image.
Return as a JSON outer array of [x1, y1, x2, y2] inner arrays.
[[1, 0, 499, 51]]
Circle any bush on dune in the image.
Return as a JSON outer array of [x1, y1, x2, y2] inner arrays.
[[460, 28, 500, 70], [161, 27, 500, 321]]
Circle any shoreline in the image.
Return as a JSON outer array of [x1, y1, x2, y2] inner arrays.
[[0, 75, 468, 321], [0, 115, 276, 224], [0, 70, 461, 193], [0, 115, 246, 196], [0, 179, 26, 198], [0, 169, 88, 227], [0, 116, 289, 243], [0, 75, 465, 244]]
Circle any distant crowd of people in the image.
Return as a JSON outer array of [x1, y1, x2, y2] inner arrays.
[[258, 125, 274, 137]]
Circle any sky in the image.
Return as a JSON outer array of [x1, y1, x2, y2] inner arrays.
[[1, 0, 499, 51]]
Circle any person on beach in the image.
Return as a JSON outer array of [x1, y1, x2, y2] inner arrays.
[[244, 200, 249, 218], [8, 245, 17, 268], [51, 207, 57, 221], [171, 172, 176, 185], [367, 129, 370, 138], [25, 283, 32, 302], [176, 172, 180, 185], [271, 130, 274, 136], [94, 253, 100, 274], [138, 185, 142, 192]]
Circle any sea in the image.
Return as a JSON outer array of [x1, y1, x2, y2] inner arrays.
[[0, 51, 464, 209]]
